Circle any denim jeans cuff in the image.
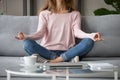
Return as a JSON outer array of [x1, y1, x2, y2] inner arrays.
[[60, 54, 67, 61]]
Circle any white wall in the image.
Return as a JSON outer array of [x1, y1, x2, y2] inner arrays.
[[81, 0, 115, 16]]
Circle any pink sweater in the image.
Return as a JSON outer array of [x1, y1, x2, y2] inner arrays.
[[28, 10, 96, 50]]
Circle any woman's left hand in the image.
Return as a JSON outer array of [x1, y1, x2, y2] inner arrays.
[[93, 32, 104, 42]]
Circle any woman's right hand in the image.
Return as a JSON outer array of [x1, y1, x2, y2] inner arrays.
[[15, 32, 26, 40], [93, 32, 104, 42]]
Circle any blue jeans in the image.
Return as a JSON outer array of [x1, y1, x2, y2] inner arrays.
[[23, 38, 94, 61]]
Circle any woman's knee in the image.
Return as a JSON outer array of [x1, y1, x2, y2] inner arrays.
[[82, 38, 94, 47], [23, 39, 36, 49]]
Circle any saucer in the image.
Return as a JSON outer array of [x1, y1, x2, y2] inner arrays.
[[20, 63, 40, 69], [20, 67, 42, 73]]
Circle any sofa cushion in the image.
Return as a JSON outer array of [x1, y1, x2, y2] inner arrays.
[[0, 16, 38, 56], [81, 15, 120, 57]]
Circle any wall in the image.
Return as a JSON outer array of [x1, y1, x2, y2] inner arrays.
[[81, 0, 115, 16], [34, 0, 45, 15], [6, 0, 23, 16], [0, 0, 115, 16], [34, 0, 115, 16], [0, 0, 6, 14], [0, 0, 23, 16]]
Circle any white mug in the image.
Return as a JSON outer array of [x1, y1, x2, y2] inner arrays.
[[23, 56, 37, 65]]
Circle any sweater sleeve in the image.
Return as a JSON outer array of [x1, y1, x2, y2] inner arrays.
[[27, 11, 47, 40], [73, 12, 96, 40]]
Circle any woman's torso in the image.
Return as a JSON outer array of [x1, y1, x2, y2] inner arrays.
[[40, 10, 80, 50]]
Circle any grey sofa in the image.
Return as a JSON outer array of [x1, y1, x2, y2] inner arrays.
[[0, 15, 120, 80]]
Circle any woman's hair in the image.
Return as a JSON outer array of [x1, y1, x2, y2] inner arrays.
[[39, 0, 76, 13]]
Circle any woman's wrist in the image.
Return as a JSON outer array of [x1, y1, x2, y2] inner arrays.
[[24, 35, 31, 40], [87, 33, 96, 41]]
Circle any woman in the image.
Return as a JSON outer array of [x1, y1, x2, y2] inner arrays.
[[15, 0, 102, 63]]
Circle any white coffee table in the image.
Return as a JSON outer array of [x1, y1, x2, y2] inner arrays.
[[5, 62, 118, 80]]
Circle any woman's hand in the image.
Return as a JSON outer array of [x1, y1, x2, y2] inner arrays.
[[93, 32, 104, 42], [15, 32, 26, 40]]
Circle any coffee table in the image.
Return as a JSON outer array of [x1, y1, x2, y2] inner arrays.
[[5, 62, 118, 80]]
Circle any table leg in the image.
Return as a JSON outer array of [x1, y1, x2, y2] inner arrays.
[[66, 75, 69, 80], [52, 75, 56, 80], [7, 72, 11, 80], [66, 68, 69, 80], [114, 71, 118, 80]]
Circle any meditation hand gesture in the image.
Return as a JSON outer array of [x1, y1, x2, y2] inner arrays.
[[93, 32, 103, 42], [15, 32, 26, 40]]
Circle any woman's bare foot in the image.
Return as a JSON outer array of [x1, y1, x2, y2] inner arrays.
[[49, 57, 63, 63]]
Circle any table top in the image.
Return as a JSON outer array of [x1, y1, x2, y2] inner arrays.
[[5, 62, 118, 76]]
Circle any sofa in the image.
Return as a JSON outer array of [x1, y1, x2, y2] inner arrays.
[[0, 15, 120, 80]]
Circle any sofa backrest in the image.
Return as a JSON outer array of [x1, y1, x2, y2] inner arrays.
[[0, 15, 38, 56], [81, 15, 120, 57], [0, 15, 120, 57]]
